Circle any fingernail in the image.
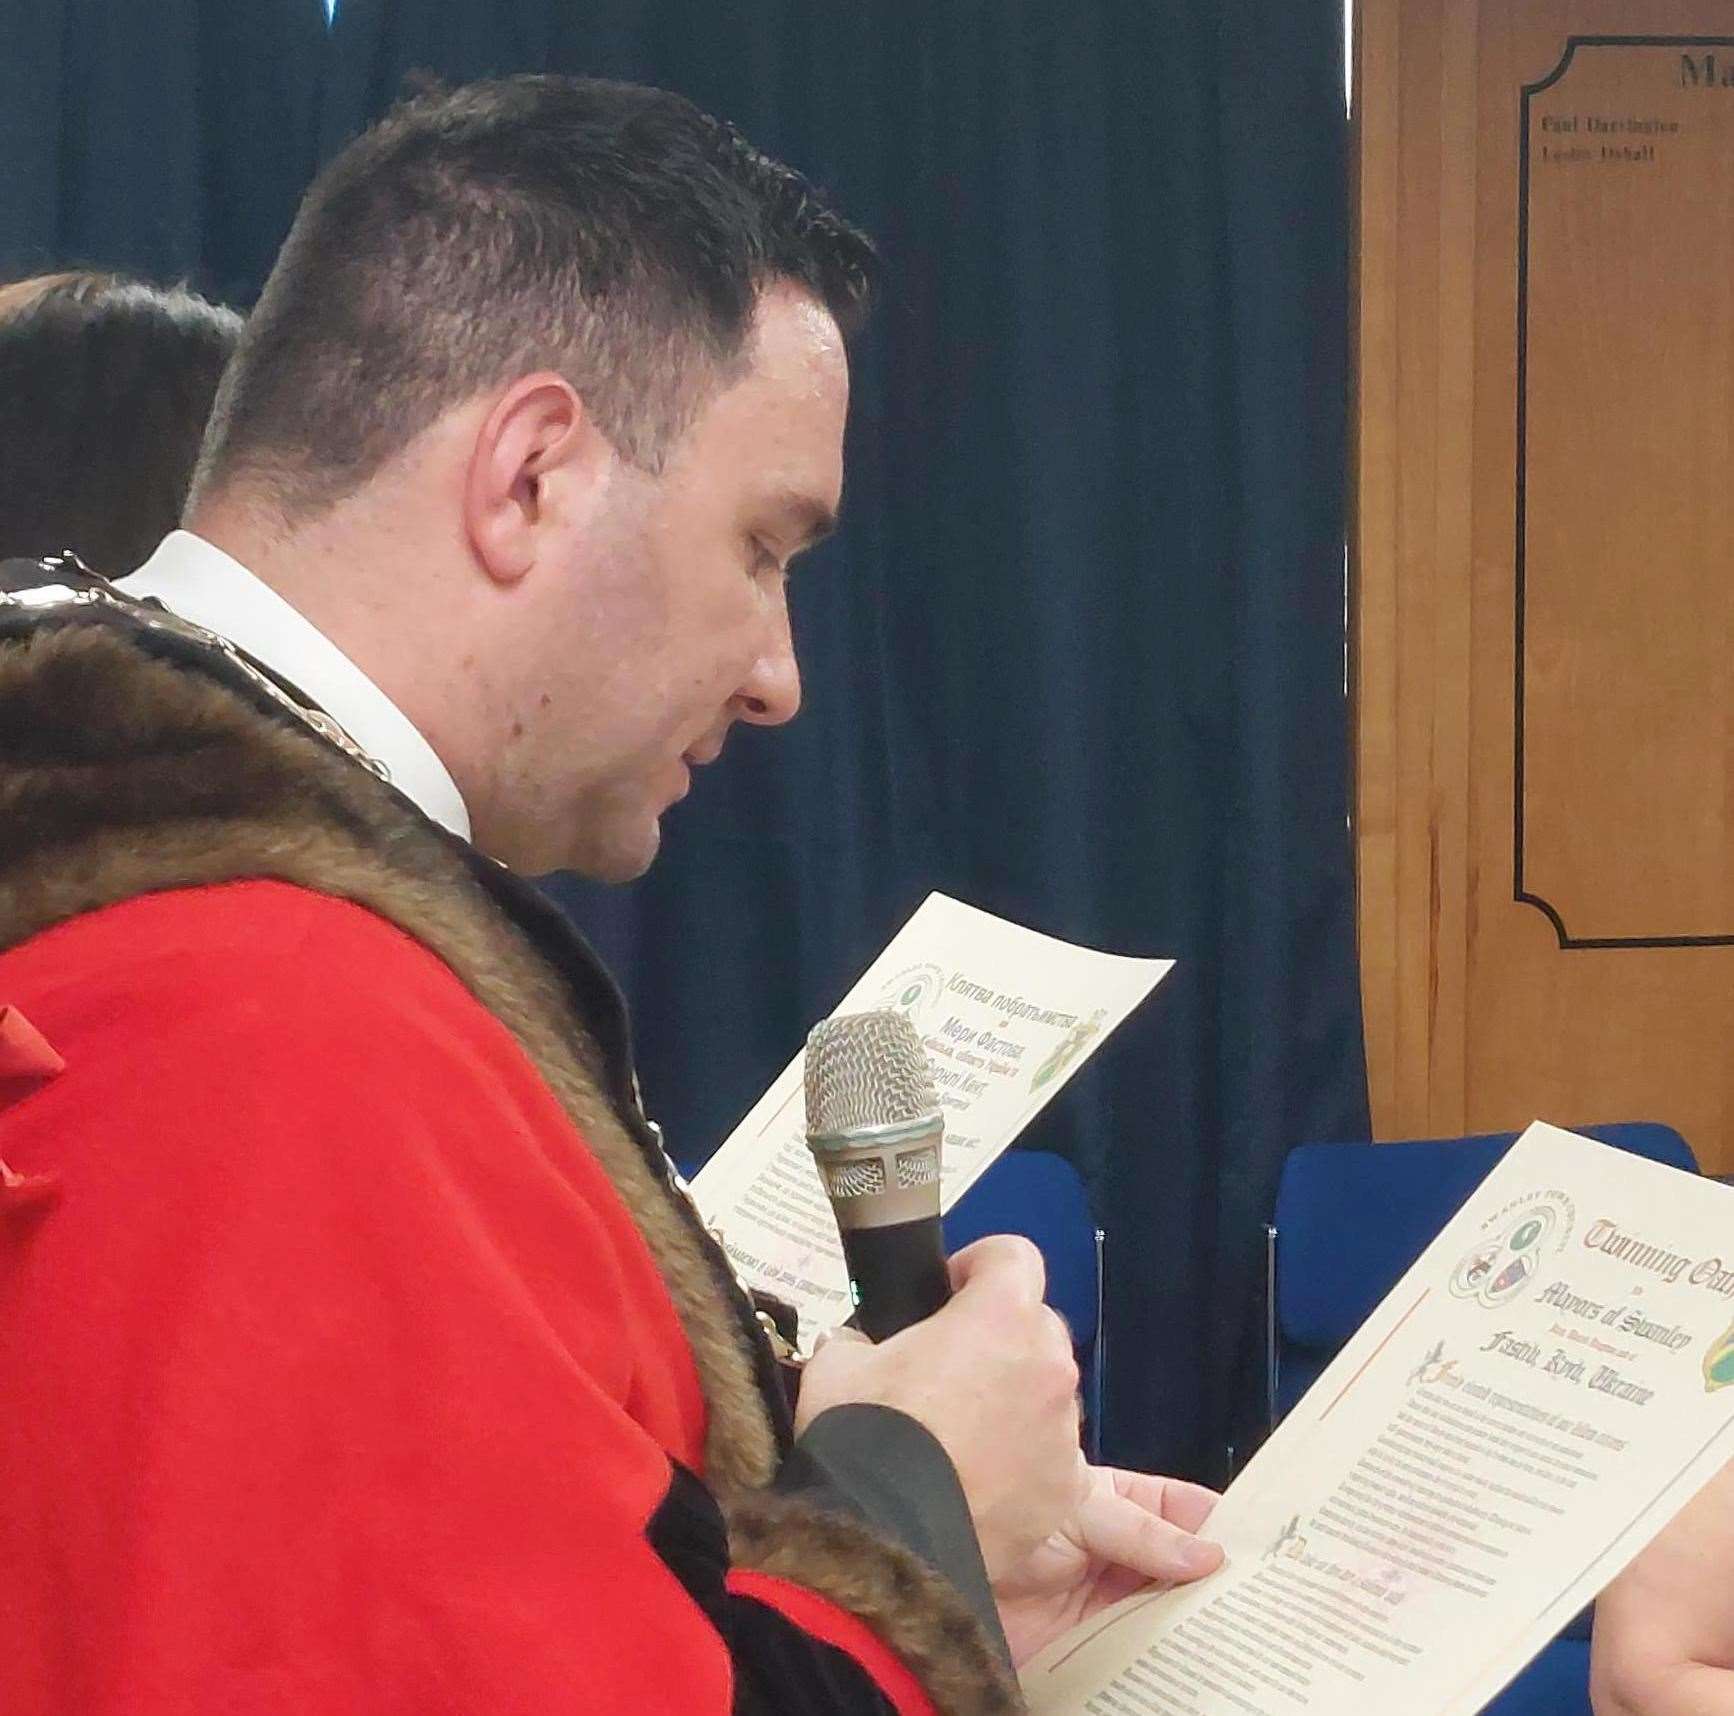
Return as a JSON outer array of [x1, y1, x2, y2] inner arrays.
[[1182, 1539, 1222, 1574]]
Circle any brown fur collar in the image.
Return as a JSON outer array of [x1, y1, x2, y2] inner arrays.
[[0, 618, 778, 1494], [727, 1489, 1025, 1715]]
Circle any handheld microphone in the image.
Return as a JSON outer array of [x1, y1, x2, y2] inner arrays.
[[804, 1010, 952, 1342]]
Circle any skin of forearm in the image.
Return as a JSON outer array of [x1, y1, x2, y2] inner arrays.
[[1596, 1655, 1734, 1716]]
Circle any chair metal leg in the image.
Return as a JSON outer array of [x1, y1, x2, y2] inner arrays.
[[1087, 1225, 1106, 1464], [1265, 1222, 1280, 1433]]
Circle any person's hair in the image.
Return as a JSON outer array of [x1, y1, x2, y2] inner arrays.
[[191, 75, 877, 522], [0, 271, 242, 573]]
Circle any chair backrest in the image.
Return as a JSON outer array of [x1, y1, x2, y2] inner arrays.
[[1273, 1122, 1697, 1418], [944, 1149, 1099, 1349]]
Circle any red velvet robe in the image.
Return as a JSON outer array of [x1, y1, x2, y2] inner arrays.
[[0, 879, 939, 1714]]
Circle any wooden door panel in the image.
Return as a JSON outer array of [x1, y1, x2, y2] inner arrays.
[[1357, 2, 1734, 1169]]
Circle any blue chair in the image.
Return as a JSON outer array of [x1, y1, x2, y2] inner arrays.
[[1480, 1639, 1593, 1716], [1272, 1123, 1698, 1419], [1270, 1122, 1698, 1716], [945, 1149, 1104, 1459]]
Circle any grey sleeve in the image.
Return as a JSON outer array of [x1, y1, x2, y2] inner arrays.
[[772, 1402, 1012, 1668]]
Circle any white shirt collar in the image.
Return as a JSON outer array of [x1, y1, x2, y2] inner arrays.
[[118, 531, 472, 841]]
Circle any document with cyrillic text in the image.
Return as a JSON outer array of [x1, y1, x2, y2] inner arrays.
[[690, 892, 1171, 1345]]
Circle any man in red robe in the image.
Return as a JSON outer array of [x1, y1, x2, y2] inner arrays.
[[0, 75, 1219, 1715]]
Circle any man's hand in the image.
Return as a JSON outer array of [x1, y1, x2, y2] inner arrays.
[[1594, 1459, 1734, 1716], [794, 1234, 1224, 1665], [796, 1235, 1086, 1581], [991, 1463, 1222, 1666]]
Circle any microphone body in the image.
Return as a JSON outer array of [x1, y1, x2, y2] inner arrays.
[[805, 1012, 953, 1341]]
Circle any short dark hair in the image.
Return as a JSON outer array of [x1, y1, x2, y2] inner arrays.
[[192, 76, 877, 520], [0, 271, 241, 572]]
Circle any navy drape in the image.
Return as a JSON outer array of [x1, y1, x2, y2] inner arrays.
[[0, 0, 325, 305]]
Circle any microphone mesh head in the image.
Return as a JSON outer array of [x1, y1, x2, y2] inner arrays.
[[805, 1010, 942, 1136]]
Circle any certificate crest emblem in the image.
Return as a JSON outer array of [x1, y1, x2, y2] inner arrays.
[[1030, 1008, 1106, 1091], [1703, 1317, 1734, 1393], [877, 963, 946, 1023], [1450, 1201, 1560, 1308]]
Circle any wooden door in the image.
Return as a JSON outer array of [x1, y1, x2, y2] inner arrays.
[[1355, 1, 1734, 1170]]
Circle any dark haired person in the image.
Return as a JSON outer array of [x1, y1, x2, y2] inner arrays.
[[0, 78, 1218, 1715], [0, 270, 241, 570]]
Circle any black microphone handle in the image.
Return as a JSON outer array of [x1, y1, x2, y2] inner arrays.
[[839, 1215, 953, 1342]]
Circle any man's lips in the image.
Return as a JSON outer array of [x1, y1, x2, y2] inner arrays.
[[668, 736, 725, 806]]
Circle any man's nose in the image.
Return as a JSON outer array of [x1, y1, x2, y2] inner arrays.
[[732, 588, 802, 727]]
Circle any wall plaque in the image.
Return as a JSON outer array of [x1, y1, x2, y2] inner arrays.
[[1517, 36, 1734, 946]]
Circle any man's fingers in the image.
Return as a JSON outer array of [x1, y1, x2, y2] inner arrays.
[[1078, 1482, 1225, 1584], [1109, 1469, 1221, 1537], [812, 1325, 871, 1353], [945, 1233, 1048, 1304]]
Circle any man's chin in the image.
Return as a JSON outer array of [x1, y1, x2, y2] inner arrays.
[[555, 818, 662, 885], [481, 797, 664, 883]]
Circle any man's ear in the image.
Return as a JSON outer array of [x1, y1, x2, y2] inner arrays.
[[463, 372, 610, 586]]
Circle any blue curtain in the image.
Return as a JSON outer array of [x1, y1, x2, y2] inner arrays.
[[3, 0, 1368, 1480], [0, 0, 325, 305]]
